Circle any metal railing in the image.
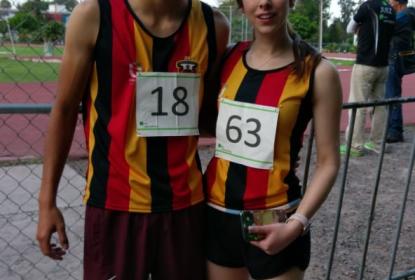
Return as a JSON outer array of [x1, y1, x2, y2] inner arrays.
[[303, 97, 415, 280], [0, 98, 414, 279]]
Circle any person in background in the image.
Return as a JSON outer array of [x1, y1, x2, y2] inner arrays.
[[36, 0, 229, 279], [204, 0, 342, 279], [342, 0, 396, 157], [385, 0, 415, 143]]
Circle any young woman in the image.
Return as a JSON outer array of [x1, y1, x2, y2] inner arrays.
[[204, 0, 342, 279]]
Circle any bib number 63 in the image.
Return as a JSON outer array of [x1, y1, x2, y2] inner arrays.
[[215, 99, 278, 170], [226, 115, 261, 148]]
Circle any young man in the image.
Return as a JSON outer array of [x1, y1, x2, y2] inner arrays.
[[386, 0, 415, 143], [342, 0, 395, 157], [36, 0, 229, 279]]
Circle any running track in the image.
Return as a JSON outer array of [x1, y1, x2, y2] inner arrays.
[[1, 57, 414, 159]]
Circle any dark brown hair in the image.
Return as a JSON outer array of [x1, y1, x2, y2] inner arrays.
[[287, 24, 322, 78]]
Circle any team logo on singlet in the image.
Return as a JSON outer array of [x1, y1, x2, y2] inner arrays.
[[129, 62, 143, 82], [176, 57, 198, 73]]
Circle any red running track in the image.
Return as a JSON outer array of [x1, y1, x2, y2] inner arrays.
[[1, 63, 414, 158]]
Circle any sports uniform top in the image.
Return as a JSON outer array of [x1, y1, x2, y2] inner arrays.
[[354, 0, 395, 66], [205, 42, 316, 210], [82, 0, 217, 213]]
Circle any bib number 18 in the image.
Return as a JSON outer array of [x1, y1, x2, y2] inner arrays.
[[151, 86, 189, 116], [136, 72, 200, 137]]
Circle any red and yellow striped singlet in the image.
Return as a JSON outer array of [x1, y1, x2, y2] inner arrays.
[[82, 0, 217, 212], [205, 42, 315, 210]]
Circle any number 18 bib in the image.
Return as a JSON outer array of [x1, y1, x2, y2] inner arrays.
[[215, 99, 279, 170], [136, 72, 200, 137]]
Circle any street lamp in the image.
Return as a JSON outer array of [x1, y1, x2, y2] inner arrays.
[[319, 0, 323, 52]]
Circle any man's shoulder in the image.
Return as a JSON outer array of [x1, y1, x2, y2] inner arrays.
[[403, 7, 415, 19], [354, 1, 370, 21], [211, 8, 229, 32], [362, 0, 389, 12], [211, 8, 230, 51], [403, 7, 415, 29], [359, 0, 372, 10]]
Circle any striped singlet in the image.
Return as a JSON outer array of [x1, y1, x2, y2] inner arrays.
[[205, 42, 316, 210], [82, 0, 217, 213]]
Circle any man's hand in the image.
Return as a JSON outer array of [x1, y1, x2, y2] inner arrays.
[[36, 206, 69, 260]]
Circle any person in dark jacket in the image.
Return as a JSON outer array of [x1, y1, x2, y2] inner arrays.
[[385, 0, 415, 143]]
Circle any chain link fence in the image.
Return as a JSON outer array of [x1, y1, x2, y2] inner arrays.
[[1, 103, 415, 280], [1, 1, 415, 279], [0, 105, 86, 279]]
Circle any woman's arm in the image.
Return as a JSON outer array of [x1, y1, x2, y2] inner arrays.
[[249, 59, 342, 255]]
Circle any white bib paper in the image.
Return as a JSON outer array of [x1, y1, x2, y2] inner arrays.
[[215, 99, 279, 170], [136, 72, 200, 137]]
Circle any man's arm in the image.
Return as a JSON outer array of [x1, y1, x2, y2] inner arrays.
[[347, 3, 368, 34], [212, 8, 230, 68], [199, 8, 229, 136], [36, 0, 99, 260]]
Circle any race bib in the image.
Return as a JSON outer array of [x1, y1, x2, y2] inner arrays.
[[136, 72, 200, 137], [215, 99, 279, 170]]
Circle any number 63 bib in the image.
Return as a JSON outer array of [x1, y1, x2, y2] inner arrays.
[[136, 72, 200, 137], [215, 99, 279, 170]]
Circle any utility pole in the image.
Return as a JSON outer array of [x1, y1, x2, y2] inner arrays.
[[319, 0, 323, 52]]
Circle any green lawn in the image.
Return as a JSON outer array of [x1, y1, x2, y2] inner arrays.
[[0, 44, 63, 57], [0, 47, 354, 83], [0, 57, 60, 83], [330, 59, 355, 67]]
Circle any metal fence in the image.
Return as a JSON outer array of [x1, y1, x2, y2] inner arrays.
[[1, 1, 415, 279], [302, 98, 415, 280], [0, 99, 415, 279]]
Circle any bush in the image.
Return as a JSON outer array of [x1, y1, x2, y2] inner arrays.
[[42, 21, 65, 43]]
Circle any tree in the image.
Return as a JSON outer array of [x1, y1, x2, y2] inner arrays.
[[289, 13, 318, 41], [289, 0, 330, 44], [42, 20, 65, 43], [220, 0, 236, 7], [18, 0, 48, 19], [42, 20, 65, 56], [53, 0, 78, 12], [219, 1, 251, 43], [0, 19, 7, 38], [0, 0, 11, 9], [13, 0, 49, 43], [338, 0, 356, 29], [8, 12, 42, 43]]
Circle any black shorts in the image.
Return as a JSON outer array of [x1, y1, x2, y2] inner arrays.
[[206, 206, 310, 279]]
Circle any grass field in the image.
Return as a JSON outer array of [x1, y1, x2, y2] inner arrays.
[[0, 57, 59, 83], [0, 44, 354, 83], [331, 59, 355, 66], [0, 44, 61, 82], [0, 44, 63, 57]]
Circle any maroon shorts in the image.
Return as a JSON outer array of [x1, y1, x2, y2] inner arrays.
[[84, 203, 206, 280]]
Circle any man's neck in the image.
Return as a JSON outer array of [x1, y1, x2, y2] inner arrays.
[[131, 0, 189, 18], [128, 0, 189, 37]]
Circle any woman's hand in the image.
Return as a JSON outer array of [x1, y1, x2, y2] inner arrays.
[[248, 220, 303, 255]]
